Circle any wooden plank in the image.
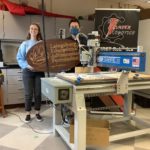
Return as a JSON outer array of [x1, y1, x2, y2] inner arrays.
[[57, 72, 117, 84], [99, 96, 120, 112], [0, 86, 6, 117], [57, 72, 150, 84], [75, 67, 94, 73]]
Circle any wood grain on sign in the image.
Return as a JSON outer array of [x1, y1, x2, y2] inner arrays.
[[27, 39, 79, 72]]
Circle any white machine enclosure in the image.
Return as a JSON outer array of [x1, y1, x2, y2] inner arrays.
[[41, 77, 73, 104]]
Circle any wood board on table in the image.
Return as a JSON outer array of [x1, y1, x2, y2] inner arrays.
[[56, 72, 150, 84]]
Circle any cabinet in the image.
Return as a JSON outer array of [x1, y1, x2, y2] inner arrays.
[[0, 12, 4, 38], [1, 68, 24, 105], [0, 11, 94, 40], [0, 11, 57, 40], [1, 68, 46, 105], [3, 12, 30, 40], [138, 19, 150, 74]]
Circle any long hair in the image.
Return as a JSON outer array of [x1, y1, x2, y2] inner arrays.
[[26, 23, 43, 41]]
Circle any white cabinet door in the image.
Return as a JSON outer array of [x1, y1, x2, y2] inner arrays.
[[138, 19, 150, 74], [7, 93, 24, 104], [6, 68, 24, 104], [0, 12, 4, 39], [6, 68, 22, 75], [7, 84, 24, 93], [3, 12, 30, 40], [1, 68, 24, 105], [7, 76, 23, 84]]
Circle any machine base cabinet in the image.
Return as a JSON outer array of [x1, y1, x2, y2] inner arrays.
[[42, 73, 150, 150]]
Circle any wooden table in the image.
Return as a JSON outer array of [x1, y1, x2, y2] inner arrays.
[[0, 84, 6, 117]]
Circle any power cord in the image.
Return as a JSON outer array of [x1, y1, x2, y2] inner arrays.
[[6, 110, 53, 135]]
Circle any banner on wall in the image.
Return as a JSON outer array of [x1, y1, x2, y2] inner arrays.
[[95, 8, 140, 48]]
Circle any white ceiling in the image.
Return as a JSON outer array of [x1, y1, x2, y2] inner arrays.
[[111, 0, 150, 9], [8, 0, 150, 9]]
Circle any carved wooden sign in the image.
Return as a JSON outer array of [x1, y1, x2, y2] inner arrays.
[[27, 39, 79, 72]]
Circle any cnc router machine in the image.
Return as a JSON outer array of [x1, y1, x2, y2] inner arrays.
[[41, 34, 150, 150], [41, 8, 150, 150]]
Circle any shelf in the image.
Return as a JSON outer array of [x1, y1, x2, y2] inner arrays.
[[55, 125, 74, 150], [0, 39, 23, 43]]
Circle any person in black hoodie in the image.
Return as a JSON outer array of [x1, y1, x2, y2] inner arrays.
[[66, 18, 88, 72], [61, 19, 88, 126]]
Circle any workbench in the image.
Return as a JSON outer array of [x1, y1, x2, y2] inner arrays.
[[41, 72, 150, 150], [0, 74, 6, 117]]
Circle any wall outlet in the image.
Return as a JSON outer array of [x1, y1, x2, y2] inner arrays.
[[59, 28, 66, 39]]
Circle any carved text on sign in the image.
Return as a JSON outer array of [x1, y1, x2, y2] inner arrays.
[[27, 39, 79, 72]]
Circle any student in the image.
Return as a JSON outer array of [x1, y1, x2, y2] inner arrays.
[[16, 23, 44, 123], [66, 18, 88, 72], [67, 18, 87, 47], [61, 19, 88, 126]]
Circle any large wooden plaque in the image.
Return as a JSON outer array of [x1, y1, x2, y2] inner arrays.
[[27, 39, 79, 72]]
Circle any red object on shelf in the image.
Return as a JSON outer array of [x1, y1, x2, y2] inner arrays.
[[94, 67, 101, 72], [0, 0, 25, 15], [111, 95, 124, 111]]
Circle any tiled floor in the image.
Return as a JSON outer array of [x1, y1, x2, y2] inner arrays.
[[0, 104, 150, 150]]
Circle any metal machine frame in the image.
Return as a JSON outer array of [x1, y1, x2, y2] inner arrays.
[[42, 72, 150, 150]]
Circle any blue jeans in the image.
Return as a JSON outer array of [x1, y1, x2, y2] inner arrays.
[[22, 68, 44, 111]]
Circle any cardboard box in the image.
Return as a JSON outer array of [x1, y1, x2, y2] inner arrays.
[[70, 119, 109, 148]]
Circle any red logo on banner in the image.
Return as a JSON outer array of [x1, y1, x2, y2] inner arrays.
[[106, 18, 119, 37]]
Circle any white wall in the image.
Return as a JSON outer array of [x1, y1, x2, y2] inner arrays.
[[10, 0, 132, 17], [0, 11, 94, 40], [52, 0, 98, 17], [138, 19, 150, 74]]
